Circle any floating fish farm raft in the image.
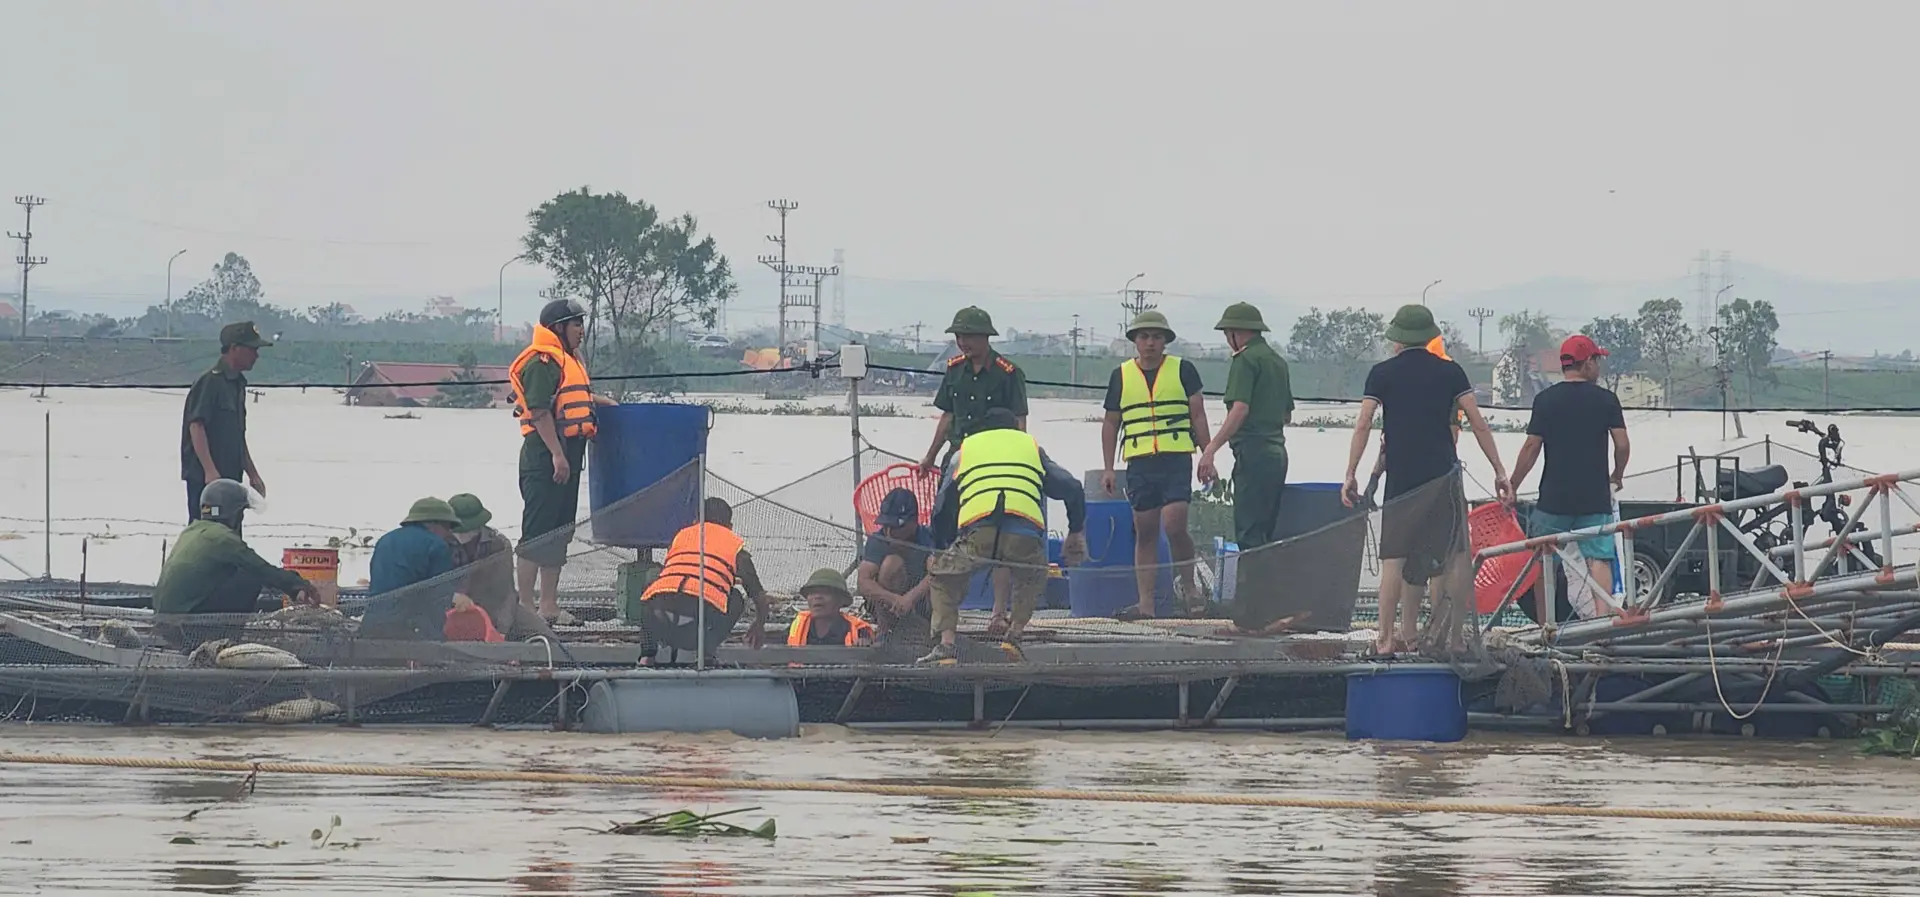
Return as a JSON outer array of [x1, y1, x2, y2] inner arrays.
[[3, 448, 1918, 739]]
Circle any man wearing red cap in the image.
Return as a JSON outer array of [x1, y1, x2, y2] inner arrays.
[[1508, 334, 1632, 617]]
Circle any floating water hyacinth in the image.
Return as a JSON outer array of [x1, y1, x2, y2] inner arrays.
[[594, 807, 776, 840]]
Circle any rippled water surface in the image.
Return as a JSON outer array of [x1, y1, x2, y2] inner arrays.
[[2, 725, 1916, 896]]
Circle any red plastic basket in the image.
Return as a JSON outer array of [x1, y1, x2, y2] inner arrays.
[[1469, 501, 1539, 615], [853, 463, 942, 534]]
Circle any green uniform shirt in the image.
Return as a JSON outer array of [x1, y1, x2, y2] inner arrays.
[[179, 359, 250, 481], [1222, 336, 1294, 455], [516, 355, 566, 472], [933, 350, 1029, 448], [153, 520, 309, 614]]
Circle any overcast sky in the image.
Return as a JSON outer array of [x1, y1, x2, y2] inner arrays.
[[3, 0, 1915, 339]]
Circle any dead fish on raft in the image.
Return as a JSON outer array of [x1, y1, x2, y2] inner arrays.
[[215, 643, 306, 670], [242, 698, 342, 724], [96, 619, 148, 650], [253, 604, 349, 632]]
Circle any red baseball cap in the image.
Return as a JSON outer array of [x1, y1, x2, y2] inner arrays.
[[1560, 334, 1609, 365]]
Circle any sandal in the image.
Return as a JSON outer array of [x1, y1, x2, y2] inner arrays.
[[1113, 606, 1153, 623]]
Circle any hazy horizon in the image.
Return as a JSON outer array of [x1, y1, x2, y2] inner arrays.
[[3, 0, 1915, 349]]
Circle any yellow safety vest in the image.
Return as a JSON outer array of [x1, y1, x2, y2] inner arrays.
[[1117, 355, 1195, 459], [954, 429, 1046, 529]]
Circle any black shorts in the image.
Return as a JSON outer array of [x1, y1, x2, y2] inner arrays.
[[517, 435, 588, 568], [1125, 453, 1194, 512], [1378, 468, 1469, 571]]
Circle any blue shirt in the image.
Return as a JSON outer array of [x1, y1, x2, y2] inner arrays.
[[931, 444, 1087, 545], [361, 523, 457, 640], [861, 524, 937, 584]]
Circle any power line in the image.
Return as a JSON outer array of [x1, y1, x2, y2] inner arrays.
[[1468, 307, 1495, 356], [9, 196, 49, 339]]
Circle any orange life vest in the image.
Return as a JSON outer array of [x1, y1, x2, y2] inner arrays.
[[509, 326, 598, 439], [786, 611, 874, 647], [639, 523, 745, 612]]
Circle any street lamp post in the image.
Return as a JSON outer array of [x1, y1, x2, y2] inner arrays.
[[497, 255, 527, 344], [1422, 279, 1442, 306], [165, 250, 187, 338]]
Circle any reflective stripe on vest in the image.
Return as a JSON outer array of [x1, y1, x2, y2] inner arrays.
[[638, 523, 744, 611], [509, 327, 599, 440], [786, 611, 874, 647], [1117, 355, 1195, 459], [954, 429, 1046, 529]]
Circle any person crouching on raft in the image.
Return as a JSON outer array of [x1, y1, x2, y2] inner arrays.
[[788, 568, 875, 647], [922, 408, 1089, 664]]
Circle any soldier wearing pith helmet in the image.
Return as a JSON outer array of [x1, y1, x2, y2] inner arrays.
[[1196, 301, 1296, 549], [919, 306, 1029, 473]]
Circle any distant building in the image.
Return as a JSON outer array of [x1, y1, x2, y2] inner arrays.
[[346, 362, 512, 408], [0, 301, 17, 321], [1614, 373, 1665, 408]]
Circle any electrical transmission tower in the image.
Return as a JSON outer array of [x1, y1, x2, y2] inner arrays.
[[1468, 307, 1495, 356], [9, 195, 48, 339], [1069, 314, 1084, 384], [754, 200, 841, 353], [831, 248, 846, 329], [1118, 287, 1161, 334]]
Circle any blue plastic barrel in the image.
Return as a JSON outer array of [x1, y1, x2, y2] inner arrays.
[[1068, 499, 1175, 617], [1345, 669, 1468, 742], [586, 403, 710, 549]]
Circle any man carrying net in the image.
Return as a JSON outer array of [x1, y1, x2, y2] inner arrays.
[[1342, 305, 1512, 658]]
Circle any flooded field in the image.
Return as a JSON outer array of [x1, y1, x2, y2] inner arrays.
[[3, 384, 1915, 587], [2, 724, 1917, 896]]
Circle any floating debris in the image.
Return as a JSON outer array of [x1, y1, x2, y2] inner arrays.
[[596, 807, 776, 840], [891, 835, 931, 844]]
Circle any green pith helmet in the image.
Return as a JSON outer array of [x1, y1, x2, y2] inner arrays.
[[1125, 310, 1176, 342], [1384, 304, 1442, 346], [401, 497, 461, 527], [1212, 302, 1269, 333], [945, 306, 998, 337], [447, 493, 492, 533], [799, 567, 852, 605]]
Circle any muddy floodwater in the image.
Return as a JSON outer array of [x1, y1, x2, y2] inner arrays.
[[1, 725, 1916, 895]]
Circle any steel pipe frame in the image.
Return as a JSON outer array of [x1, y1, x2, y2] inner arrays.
[[1541, 570, 1919, 648], [1478, 467, 1920, 562]]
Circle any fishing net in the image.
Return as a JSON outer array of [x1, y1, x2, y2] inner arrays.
[[0, 434, 1717, 728]]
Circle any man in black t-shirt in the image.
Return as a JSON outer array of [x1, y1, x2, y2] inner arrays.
[[1342, 305, 1512, 656], [1508, 334, 1631, 618]]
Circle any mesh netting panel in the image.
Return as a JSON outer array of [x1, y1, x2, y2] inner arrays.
[[0, 443, 1528, 723]]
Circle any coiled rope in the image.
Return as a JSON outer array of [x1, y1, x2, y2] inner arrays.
[[3, 752, 1917, 830]]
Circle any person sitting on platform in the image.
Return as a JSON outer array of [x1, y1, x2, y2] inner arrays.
[[153, 479, 317, 648], [856, 488, 935, 639], [788, 568, 875, 647], [445, 493, 557, 642], [636, 497, 770, 665], [358, 498, 462, 641]]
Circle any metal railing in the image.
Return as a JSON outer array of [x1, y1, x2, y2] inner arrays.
[[1474, 467, 1920, 646]]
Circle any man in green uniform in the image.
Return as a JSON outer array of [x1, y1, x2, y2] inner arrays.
[[179, 322, 274, 535], [918, 306, 1029, 634], [1196, 302, 1295, 549], [919, 306, 1029, 470], [153, 479, 316, 647], [510, 298, 618, 626]]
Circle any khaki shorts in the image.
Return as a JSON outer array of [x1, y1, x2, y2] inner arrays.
[[926, 524, 1049, 636]]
